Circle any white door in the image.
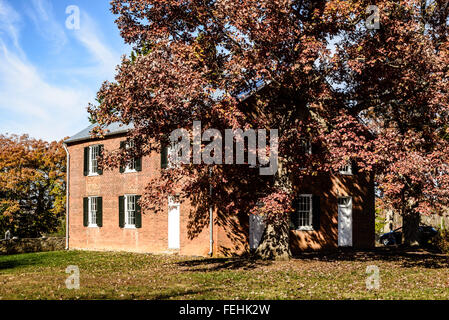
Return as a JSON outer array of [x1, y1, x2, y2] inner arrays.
[[249, 214, 265, 250], [338, 197, 353, 247], [168, 198, 180, 249]]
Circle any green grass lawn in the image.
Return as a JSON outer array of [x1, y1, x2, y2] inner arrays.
[[0, 249, 448, 300]]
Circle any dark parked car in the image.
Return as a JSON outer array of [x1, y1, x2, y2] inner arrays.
[[380, 227, 403, 246], [379, 225, 438, 246]]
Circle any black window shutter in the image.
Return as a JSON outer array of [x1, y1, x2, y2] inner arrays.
[[83, 147, 89, 176], [119, 141, 125, 173], [119, 196, 125, 228], [312, 141, 323, 155], [161, 146, 168, 169], [83, 197, 89, 227], [290, 198, 299, 230], [351, 159, 359, 175], [97, 145, 104, 175], [312, 195, 321, 231], [97, 197, 103, 227], [136, 157, 142, 172], [135, 195, 142, 228]]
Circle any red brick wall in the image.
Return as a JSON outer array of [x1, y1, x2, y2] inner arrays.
[[214, 173, 375, 256], [288, 172, 375, 253], [67, 134, 211, 256], [68, 135, 375, 257]]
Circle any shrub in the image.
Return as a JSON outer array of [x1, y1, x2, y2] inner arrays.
[[375, 213, 387, 235], [431, 229, 449, 254]]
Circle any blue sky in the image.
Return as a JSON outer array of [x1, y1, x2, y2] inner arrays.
[[0, 0, 130, 141]]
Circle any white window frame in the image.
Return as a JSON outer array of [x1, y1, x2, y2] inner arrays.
[[168, 195, 180, 207], [167, 145, 181, 169], [296, 194, 313, 231], [300, 139, 312, 155], [339, 163, 353, 175], [124, 140, 137, 173], [124, 194, 137, 229], [88, 196, 99, 228], [89, 145, 100, 176], [299, 140, 312, 170]]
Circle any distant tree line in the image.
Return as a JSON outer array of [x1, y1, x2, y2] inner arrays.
[[0, 134, 66, 238]]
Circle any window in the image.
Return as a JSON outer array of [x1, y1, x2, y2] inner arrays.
[[338, 197, 352, 206], [119, 195, 141, 228], [161, 145, 181, 169], [83, 197, 102, 227], [295, 195, 313, 230], [89, 145, 100, 175], [339, 163, 353, 175], [168, 145, 183, 169], [124, 140, 136, 173], [120, 140, 142, 174], [299, 140, 312, 170], [125, 195, 137, 228], [300, 139, 312, 155], [84, 145, 103, 176], [88, 197, 98, 227]]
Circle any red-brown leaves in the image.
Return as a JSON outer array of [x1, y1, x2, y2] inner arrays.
[[90, 0, 449, 231]]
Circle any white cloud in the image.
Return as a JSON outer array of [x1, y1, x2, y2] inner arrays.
[[0, 0, 23, 56], [0, 1, 127, 141], [71, 11, 122, 80], [0, 43, 93, 141], [25, 0, 68, 52]]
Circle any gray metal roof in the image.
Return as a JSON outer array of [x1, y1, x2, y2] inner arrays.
[[64, 122, 134, 144], [236, 79, 267, 101]]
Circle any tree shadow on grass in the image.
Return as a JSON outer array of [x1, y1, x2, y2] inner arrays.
[[292, 247, 449, 269], [176, 257, 272, 272], [0, 252, 50, 271], [179, 247, 449, 272]]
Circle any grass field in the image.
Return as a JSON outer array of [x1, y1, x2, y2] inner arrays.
[[0, 249, 448, 300]]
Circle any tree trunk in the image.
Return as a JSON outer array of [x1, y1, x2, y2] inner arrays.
[[255, 218, 291, 260], [402, 212, 420, 247]]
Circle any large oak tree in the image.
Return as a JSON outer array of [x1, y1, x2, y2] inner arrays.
[[89, 0, 449, 257]]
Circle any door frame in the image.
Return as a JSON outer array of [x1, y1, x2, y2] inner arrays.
[[338, 196, 353, 247], [249, 214, 265, 250], [168, 197, 180, 249]]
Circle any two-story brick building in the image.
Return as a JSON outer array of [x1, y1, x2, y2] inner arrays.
[[63, 121, 375, 256]]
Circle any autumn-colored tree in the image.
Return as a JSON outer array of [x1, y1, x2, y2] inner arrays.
[[329, 0, 449, 244], [89, 0, 449, 257], [0, 135, 66, 238]]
